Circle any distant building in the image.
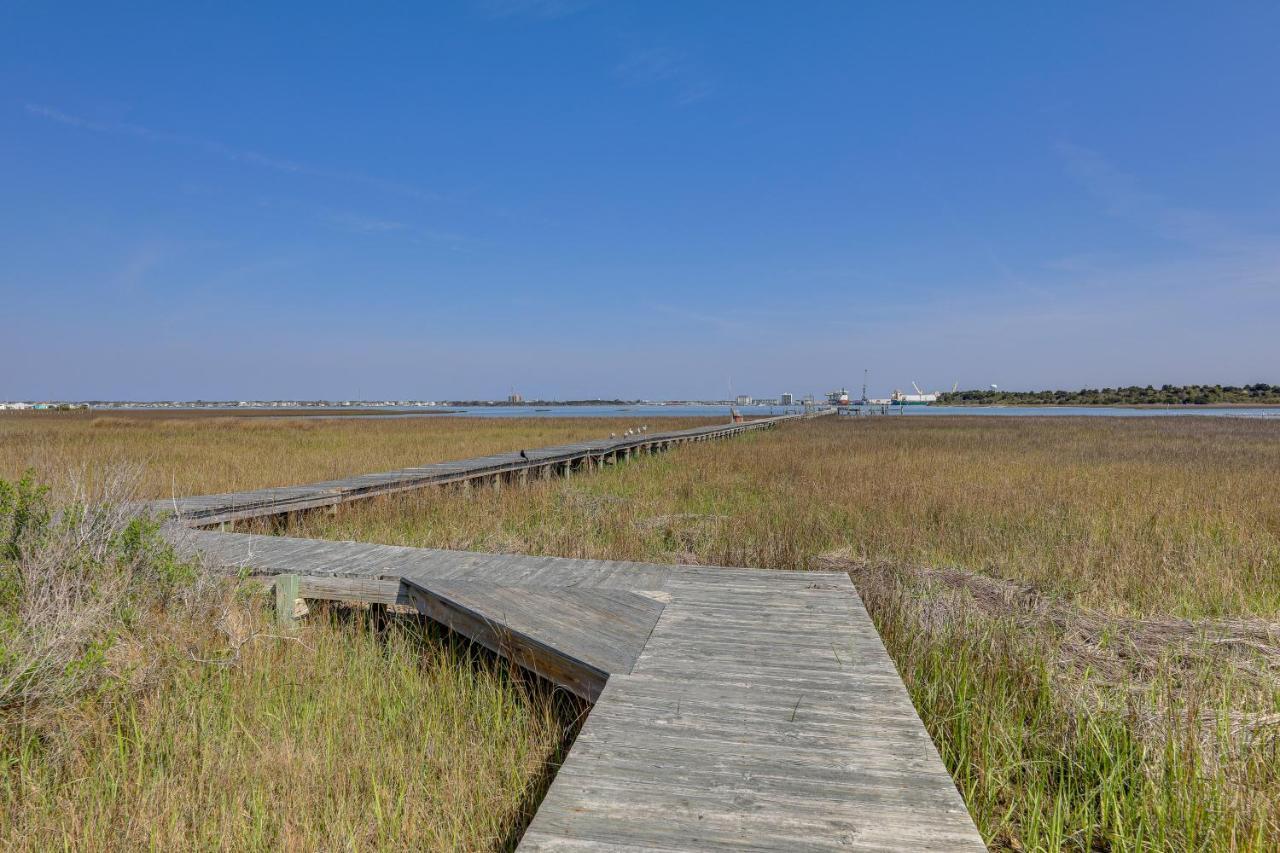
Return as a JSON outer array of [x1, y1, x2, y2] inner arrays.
[[890, 390, 938, 405], [508, 392, 524, 404], [780, 393, 794, 406], [735, 394, 753, 406]]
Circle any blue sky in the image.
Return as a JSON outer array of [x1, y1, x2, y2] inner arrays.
[[3, 2, 1278, 400]]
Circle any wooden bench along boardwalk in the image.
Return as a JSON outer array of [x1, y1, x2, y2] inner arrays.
[[164, 412, 985, 851]]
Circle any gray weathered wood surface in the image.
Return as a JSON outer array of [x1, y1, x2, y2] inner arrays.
[[177, 530, 984, 850], [522, 567, 983, 851]]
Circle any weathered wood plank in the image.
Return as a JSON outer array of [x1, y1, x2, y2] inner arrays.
[[296, 575, 409, 606], [399, 578, 610, 702]]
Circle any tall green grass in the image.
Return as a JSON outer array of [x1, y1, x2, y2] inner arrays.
[[861, 563, 1279, 850], [1, 470, 572, 852], [3, 610, 569, 851]]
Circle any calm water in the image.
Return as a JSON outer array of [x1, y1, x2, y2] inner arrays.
[[88, 404, 1280, 420], [354, 404, 1280, 420]]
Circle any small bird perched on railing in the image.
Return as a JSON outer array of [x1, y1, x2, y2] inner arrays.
[[519, 450, 528, 460]]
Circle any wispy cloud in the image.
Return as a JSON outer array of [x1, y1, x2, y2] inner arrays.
[[317, 208, 468, 245], [474, 0, 593, 19], [25, 103, 440, 202], [1057, 142, 1242, 251], [650, 303, 752, 334], [616, 47, 715, 105], [321, 211, 409, 234], [115, 244, 167, 293], [1052, 142, 1279, 301], [246, 197, 470, 246]]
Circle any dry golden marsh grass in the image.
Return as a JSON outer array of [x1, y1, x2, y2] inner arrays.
[[273, 415, 1280, 850], [0, 411, 717, 500]]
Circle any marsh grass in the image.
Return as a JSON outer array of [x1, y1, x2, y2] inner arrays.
[[0, 413, 654, 851], [0, 469, 575, 852], [275, 416, 1280, 849], [0, 412, 717, 501], [851, 557, 1280, 850], [8, 414, 1280, 849], [2, 605, 574, 852], [278, 416, 1280, 618]]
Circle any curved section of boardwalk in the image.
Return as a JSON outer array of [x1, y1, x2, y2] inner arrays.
[[179, 532, 983, 850], [166, 411, 985, 850]]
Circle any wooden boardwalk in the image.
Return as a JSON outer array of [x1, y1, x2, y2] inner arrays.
[[165, 411, 985, 851], [153, 414, 805, 526]]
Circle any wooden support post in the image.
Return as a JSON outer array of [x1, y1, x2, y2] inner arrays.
[[369, 602, 389, 634], [275, 573, 300, 629]]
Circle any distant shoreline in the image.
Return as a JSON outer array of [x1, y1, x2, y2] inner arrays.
[[0, 408, 465, 419], [933, 402, 1280, 409]]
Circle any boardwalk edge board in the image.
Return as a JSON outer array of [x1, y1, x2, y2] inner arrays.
[[164, 410, 986, 851]]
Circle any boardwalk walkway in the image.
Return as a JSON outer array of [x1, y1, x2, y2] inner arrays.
[[153, 414, 802, 526], [165, 412, 985, 850]]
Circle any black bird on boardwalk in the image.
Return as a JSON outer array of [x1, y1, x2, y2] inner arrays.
[[519, 449, 528, 460]]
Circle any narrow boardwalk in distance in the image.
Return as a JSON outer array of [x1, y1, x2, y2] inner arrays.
[[153, 414, 803, 525]]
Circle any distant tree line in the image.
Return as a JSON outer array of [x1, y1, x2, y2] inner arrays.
[[937, 384, 1280, 406]]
